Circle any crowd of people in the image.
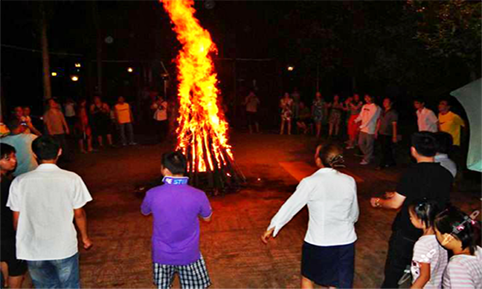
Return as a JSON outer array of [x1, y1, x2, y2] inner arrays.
[[0, 90, 478, 289], [242, 90, 467, 174], [262, 133, 481, 289]]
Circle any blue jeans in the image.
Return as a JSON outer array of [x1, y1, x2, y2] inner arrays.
[[27, 253, 80, 289], [118, 122, 134, 145]]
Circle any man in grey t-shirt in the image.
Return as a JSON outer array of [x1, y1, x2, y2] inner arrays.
[[376, 97, 398, 169]]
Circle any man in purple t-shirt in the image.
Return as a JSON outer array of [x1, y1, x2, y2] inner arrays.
[[141, 151, 212, 289]]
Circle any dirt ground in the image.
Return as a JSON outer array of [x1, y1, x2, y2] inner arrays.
[[21, 131, 482, 288]]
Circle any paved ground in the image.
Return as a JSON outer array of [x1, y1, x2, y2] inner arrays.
[[21, 131, 481, 288]]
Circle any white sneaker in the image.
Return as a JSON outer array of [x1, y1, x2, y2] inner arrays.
[[360, 160, 369, 165]]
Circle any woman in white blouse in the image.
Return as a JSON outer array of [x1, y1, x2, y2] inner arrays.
[[261, 144, 359, 289]]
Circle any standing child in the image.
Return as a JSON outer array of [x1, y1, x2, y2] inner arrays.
[[408, 200, 447, 289], [434, 206, 482, 289]]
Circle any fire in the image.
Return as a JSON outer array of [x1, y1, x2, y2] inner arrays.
[[162, 0, 234, 173]]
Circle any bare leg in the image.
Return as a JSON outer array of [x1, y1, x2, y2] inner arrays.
[[8, 275, 24, 288], [98, 136, 104, 147], [280, 120, 285, 135], [301, 276, 314, 289], [1, 262, 9, 287], [287, 121, 291, 135], [107, 134, 113, 145], [87, 136, 93, 152], [79, 140, 86, 153], [335, 121, 340, 136], [329, 122, 334, 136], [316, 123, 321, 138]]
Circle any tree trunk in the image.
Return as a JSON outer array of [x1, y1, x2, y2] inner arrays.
[[40, 1, 51, 100], [91, 0, 103, 96]]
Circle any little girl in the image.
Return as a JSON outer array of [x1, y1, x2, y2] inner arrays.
[[409, 200, 448, 289], [434, 206, 482, 288]]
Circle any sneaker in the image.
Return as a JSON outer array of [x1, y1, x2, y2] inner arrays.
[[360, 160, 369, 165]]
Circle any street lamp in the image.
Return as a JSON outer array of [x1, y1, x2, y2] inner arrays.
[[287, 66, 294, 71], [75, 63, 81, 68], [51, 72, 58, 77], [127, 67, 134, 73], [71, 75, 79, 82]]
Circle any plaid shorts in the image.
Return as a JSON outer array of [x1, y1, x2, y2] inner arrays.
[[153, 256, 211, 289]]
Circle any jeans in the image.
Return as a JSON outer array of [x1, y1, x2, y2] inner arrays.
[[118, 122, 134, 145], [358, 132, 375, 163], [27, 253, 80, 289], [52, 134, 71, 161], [381, 231, 416, 288]]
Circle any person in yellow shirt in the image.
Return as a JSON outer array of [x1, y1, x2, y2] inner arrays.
[[438, 99, 465, 147], [114, 96, 136, 146]]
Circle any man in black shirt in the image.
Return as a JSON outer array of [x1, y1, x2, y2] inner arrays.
[[370, 132, 453, 288], [0, 143, 27, 288]]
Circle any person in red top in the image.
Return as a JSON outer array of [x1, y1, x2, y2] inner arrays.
[[75, 99, 94, 153]]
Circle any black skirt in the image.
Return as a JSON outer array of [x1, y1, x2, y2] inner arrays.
[[301, 241, 355, 288]]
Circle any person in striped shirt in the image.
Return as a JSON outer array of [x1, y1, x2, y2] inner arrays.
[[434, 206, 482, 289], [409, 200, 448, 289]]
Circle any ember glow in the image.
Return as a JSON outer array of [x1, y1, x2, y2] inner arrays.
[[162, 0, 234, 173]]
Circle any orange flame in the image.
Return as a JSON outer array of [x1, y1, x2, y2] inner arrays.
[[162, 0, 233, 173]]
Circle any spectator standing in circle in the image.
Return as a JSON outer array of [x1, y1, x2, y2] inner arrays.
[[376, 97, 398, 169], [6, 136, 93, 288], [43, 98, 71, 161], [414, 98, 438, 133], [327, 94, 344, 138], [90, 96, 114, 148], [0, 144, 27, 288], [438, 99, 465, 147], [434, 206, 482, 289], [14, 106, 41, 136], [262, 144, 359, 289], [244, 91, 260, 134], [355, 94, 381, 165], [370, 132, 453, 288], [408, 200, 447, 289], [296, 102, 312, 134], [280, 92, 293, 135], [346, 94, 363, 149], [0, 118, 38, 177], [114, 96, 136, 146], [312, 92, 325, 138], [76, 99, 94, 154], [64, 98, 77, 134], [141, 152, 212, 289], [151, 96, 168, 142]]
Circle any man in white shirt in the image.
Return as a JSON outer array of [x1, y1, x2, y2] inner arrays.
[[7, 136, 93, 288], [262, 144, 359, 289], [434, 132, 457, 178], [414, 98, 438, 132], [355, 94, 381, 165]]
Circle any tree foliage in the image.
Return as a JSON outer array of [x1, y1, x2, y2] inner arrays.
[[407, 0, 481, 77]]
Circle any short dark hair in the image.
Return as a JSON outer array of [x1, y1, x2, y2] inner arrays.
[[411, 132, 437, 157], [434, 132, 453, 154], [439, 98, 451, 106], [162, 151, 187, 175], [435, 205, 479, 255], [413, 97, 425, 104], [0, 143, 16, 159], [6, 118, 22, 131], [32, 136, 61, 161], [409, 199, 440, 229]]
